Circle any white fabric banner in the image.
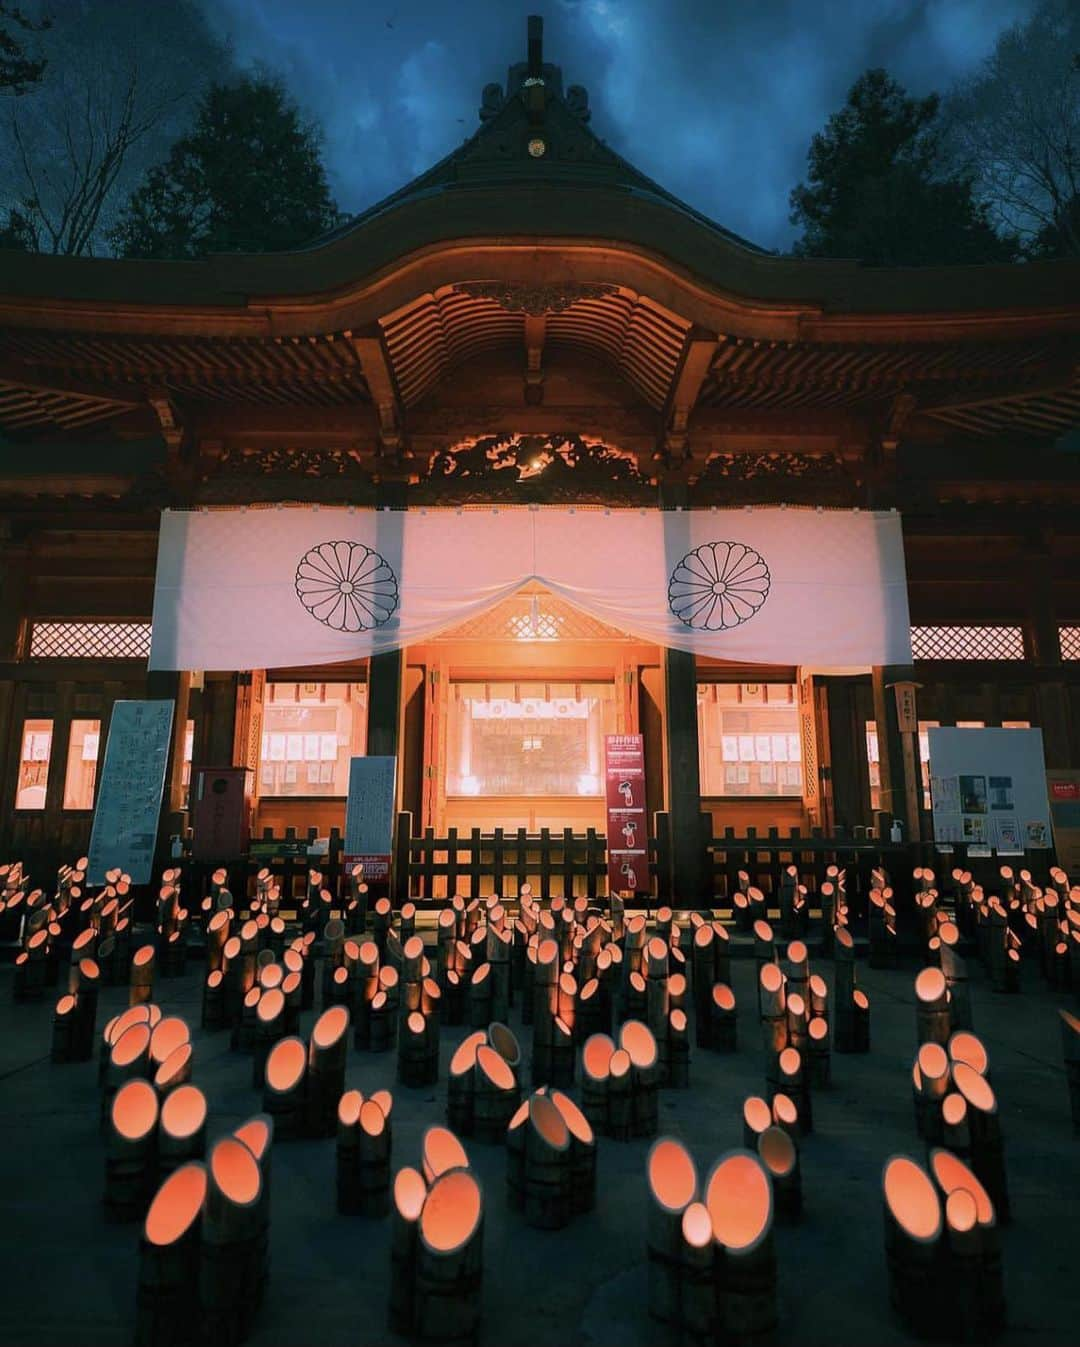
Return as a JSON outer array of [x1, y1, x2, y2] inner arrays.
[[149, 506, 911, 670]]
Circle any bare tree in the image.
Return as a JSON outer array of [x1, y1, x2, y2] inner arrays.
[[0, 0, 232, 255], [942, 0, 1080, 257]]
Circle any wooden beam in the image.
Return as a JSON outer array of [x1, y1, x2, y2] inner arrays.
[[662, 336, 717, 460], [0, 367, 142, 407], [348, 333, 404, 456], [917, 362, 1077, 416]]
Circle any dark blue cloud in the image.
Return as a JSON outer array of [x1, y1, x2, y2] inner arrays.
[[207, 0, 1033, 249]]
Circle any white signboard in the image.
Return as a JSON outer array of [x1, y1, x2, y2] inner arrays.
[[928, 727, 1051, 855], [87, 700, 175, 885], [343, 756, 397, 857]]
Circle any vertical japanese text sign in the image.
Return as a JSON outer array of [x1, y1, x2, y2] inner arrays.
[[605, 733, 647, 895], [87, 700, 175, 885], [343, 756, 397, 882]]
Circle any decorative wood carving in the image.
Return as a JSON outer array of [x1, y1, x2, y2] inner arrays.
[[451, 281, 618, 316]]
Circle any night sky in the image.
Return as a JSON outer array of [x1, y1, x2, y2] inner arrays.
[[209, 0, 1034, 251]]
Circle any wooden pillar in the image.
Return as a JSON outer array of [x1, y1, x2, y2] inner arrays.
[[0, 538, 29, 849], [663, 647, 705, 904], [871, 666, 921, 842], [1025, 541, 1071, 767], [824, 677, 864, 831], [367, 652, 402, 759]]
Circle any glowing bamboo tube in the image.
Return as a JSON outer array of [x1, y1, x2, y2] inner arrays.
[[153, 1042, 192, 1097], [1060, 1009, 1080, 1133], [149, 1017, 189, 1070], [422, 1125, 468, 1187], [550, 1012, 576, 1087], [306, 1005, 349, 1138], [771, 1091, 800, 1142], [646, 1137, 697, 1324], [550, 1088, 596, 1214], [952, 1061, 1010, 1223], [414, 1167, 484, 1345], [69, 956, 100, 1060], [523, 1092, 572, 1229], [852, 987, 871, 1053], [833, 925, 857, 1051], [937, 920, 972, 1031], [915, 967, 951, 1047], [776, 1045, 812, 1133], [882, 1155, 944, 1337], [929, 1147, 1005, 1337], [106, 1078, 160, 1221], [262, 1036, 307, 1140], [51, 992, 78, 1063], [581, 1033, 614, 1135], [473, 1044, 519, 1143], [156, 1083, 207, 1180], [103, 1021, 153, 1129], [758, 1123, 801, 1221], [447, 1031, 486, 1135], [706, 1150, 777, 1341], [620, 1019, 659, 1139], [608, 1047, 632, 1141], [913, 1041, 950, 1143], [389, 1166, 427, 1335], [250, 986, 285, 1089], [201, 1137, 265, 1341], [129, 944, 155, 1007], [742, 1095, 772, 1150], [135, 1162, 206, 1347]]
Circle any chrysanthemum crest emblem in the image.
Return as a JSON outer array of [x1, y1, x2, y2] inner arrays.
[[296, 541, 399, 632], [668, 540, 770, 631]]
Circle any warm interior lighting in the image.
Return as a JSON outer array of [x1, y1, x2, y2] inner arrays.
[[161, 1084, 206, 1139], [421, 1168, 482, 1253], [423, 1127, 468, 1183], [113, 1079, 159, 1141], [648, 1139, 696, 1211], [145, 1163, 208, 1247], [266, 1038, 306, 1091], [883, 1156, 942, 1241], [394, 1166, 427, 1221], [312, 1005, 349, 1048], [211, 1138, 260, 1205], [706, 1153, 771, 1250], [476, 1044, 515, 1091], [670, 1008, 687, 1032]]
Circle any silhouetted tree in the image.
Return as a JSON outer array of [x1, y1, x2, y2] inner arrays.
[[0, 3, 48, 96], [110, 73, 341, 259], [790, 69, 1017, 266]]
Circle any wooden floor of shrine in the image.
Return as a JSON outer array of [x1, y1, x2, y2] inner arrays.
[[0, 948, 1074, 1347]]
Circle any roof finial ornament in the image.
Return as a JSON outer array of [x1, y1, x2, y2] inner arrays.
[[526, 15, 544, 84]]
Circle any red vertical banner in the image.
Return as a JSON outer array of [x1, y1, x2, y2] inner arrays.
[[605, 733, 647, 896]]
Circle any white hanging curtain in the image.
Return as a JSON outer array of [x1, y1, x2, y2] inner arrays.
[[148, 505, 911, 670]]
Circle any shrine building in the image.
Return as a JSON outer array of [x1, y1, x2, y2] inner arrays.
[[1, 18, 1079, 898]]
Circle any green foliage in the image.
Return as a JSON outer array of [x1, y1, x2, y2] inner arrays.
[[110, 73, 342, 259], [790, 69, 1017, 266]]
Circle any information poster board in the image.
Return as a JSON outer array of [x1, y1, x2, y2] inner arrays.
[[87, 700, 175, 885], [605, 734, 647, 895], [928, 727, 1052, 856], [343, 755, 397, 881], [1046, 770, 1080, 873]]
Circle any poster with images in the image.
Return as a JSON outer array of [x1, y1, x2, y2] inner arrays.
[[931, 776, 960, 814], [959, 776, 988, 813], [1026, 820, 1049, 847], [994, 817, 1022, 854], [934, 815, 964, 844], [989, 776, 1014, 810], [962, 815, 986, 843]]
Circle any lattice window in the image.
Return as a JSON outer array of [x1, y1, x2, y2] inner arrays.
[[1060, 627, 1080, 661], [445, 593, 629, 642], [28, 621, 152, 660], [910, 626, 1024, 661]]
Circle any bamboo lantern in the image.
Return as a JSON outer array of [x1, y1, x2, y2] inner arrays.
[[281, 969, 302, 1036], [154, 1043, 193, 1097], [130, 944, 156, 1007], [550, 1089, 596, 1214], [809, 972, 828, 1020], [135, 1162, 206, 1347], [752, 920, 776, 1016], [759, 962, 788, 1096], [786, 990, 808, 1056], [677, 1201, 714, 1341], [106, 1078, 160, 1221], [306, 1005, 349, 1138], [351, 939, 379, 1048], [201, 970, 225, 1031], [263, 1036, 307, 1140], [158, 1083, 207, 1177], [882, 1155, 944, 1338], [708, 983, 737, 1053], [103, 1022, 153, 1130], [668, 1008, 690, 1088], [806, 1015, 831, 1088], [757, 1124, 801, 1221], [550, 1013, 575, 1087], [389, 1167, 427, 1336], [775, 1046, 812, 1133], [608, 1047, 633, 1141], [149, 1017, 190, 1072], [938, 921, 973, 1031], [252, 987, 286, 1089], [742, 1096, 772, 1150], [523, 1092, 572, 1229], [620, 1020, 659, 1139], [705, 1151, 777, 1343], [771, 1092, 800, 1143], [948, 1030, 990, 1082], [915, 967, 951, 1047], [422, 1126, 469, 1186], [941, 1092, 971, 1158], [581, 1033, 614, 1135], [69, 956, 100, 1060], [928, 1147, 1005, 1335], [414, 1167, 484, 1346], [473, 1044, 519, 1143], [833, 926, 857, 1052], [852, 988, 871, 1053], [51, 993, 78, 1063], [100, 1005, 151, 1083], [399, 1009, 438, 1088], [202, 1137, 265, 1344], [1060, 1009, 1080, 1132], [337, 1092, 392, 1217], [912, 1042, 950, 1143], [447, 1031, 486, 1135], [646, 1137, 697, 1324], [233, 985, 262, 1053], [530, 938, 559, 1086], [234, 1114, 273, 1258], [692, 924, 717, 1047], [952, 1062, 1010, 1223]]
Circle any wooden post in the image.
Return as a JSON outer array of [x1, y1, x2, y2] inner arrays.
[[663, 647, 706, 906], [872, 666, 921, 842]]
